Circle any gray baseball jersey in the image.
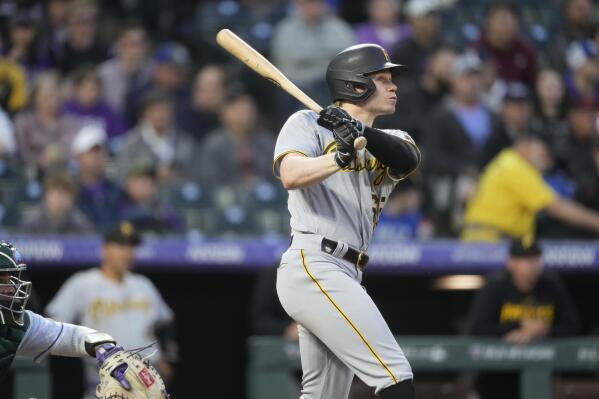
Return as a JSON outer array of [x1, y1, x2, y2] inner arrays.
[[274, 110, 415, 398], [274, 110, 415, 251]]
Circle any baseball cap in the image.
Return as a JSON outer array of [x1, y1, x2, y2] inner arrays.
[[509, 237, 542, 258], [502, 82, 530, 102], [103, 221, 141, 246], [405, 0, 443, 18], [71, 124, 107, 156], [451, 52, 483, 77], [153, 42, 191, 69], [566, 39, 598, 71]]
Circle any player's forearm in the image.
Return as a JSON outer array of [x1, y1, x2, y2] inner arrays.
[[280, 153, 339, 189], [363, 127, 420, 174], [546, 198, 599, 233], [17, 313, 97, 360]]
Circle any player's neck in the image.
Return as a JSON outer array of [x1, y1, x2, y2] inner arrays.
[[100, 265, 125, 283], [340, 103, 376, 127]]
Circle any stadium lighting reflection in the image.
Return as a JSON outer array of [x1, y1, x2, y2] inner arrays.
[[433, 275, 484, 290]]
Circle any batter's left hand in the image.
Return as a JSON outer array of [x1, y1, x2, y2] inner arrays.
[[317, 106, 352, 130]]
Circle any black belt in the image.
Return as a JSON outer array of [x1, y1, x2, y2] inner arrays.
[[321, 237, 370, 269]]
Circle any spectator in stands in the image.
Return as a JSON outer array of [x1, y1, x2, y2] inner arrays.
[[63, 65, 126, 140], [120, 165, 183, 234], [124, 42, 191, 128], [270, 0, 354, 106], [192, 0, 287, 56], [474, 1, 537, 87], [462, 133, 599, 241], [354, 0, 410, 51], [482, 82, 541, 165], [423, 52, 505, 236], [20, 171, 94, 234], [0, 58, 27, 114], [46, 221, 176, 398], [177, 64, 228, 142], [373, 180, 429, 241], [14, 71, 83, 171], [115, 89, 197, 183], [54, 0, 107, 74], [469, 238, 580, 399], [2, 13, 50, 78], [532, 69, 569, 152], [71, 124, 125, 230], [197, 87, 276, 188], [563, 0, 597, 42], [38, 0, 69, 62], [98, 21, 153, 120], [562, 97, 598, 186], [376, 46, 457, 141], [574, 138, 599, 213], [391, 0, 444, 80], [564, 39, 599, 105]]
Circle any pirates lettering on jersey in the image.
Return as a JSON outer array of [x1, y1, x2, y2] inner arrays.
[[324, 141, 388, 186], [499, 302, 555, 324], [90, 298, 151, 322]]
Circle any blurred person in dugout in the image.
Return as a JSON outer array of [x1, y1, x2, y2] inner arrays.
[[46, 221, 177, 399], [461, 132, 599, 241], [468, 238, 581, 399]]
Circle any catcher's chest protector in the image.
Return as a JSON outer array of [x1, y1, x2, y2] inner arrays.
[[0, 310, 29, 382]]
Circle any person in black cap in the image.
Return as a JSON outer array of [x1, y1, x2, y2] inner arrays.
[[46, 221, 177, 398], [468, 238, 581, 399]]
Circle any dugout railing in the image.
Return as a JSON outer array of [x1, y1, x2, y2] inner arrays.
[[247, 336, 599, 399]]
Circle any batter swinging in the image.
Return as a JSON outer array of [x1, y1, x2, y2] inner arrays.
[[274, 44, 421, 399]]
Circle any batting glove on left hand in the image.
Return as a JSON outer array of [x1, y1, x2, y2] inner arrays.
[[318, 106, 365, 147]]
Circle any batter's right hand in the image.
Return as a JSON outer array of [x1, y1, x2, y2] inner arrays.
[[334, 144, 356, 169]]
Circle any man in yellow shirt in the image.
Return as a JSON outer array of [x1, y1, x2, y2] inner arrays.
[[462, 134, 599, 241]]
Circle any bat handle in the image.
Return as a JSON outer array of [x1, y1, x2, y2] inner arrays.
[[354, 136, 367, 150]]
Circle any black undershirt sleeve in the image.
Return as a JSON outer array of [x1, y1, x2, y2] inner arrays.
[[363, 126, 420, 178]]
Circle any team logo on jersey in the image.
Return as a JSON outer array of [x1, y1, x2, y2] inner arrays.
[[324, 141, 387, 185]]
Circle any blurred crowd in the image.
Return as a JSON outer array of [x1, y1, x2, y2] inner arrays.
[[1, 0, 599, 240]]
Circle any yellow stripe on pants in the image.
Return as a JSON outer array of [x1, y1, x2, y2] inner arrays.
[[300, 249, 399, 384]]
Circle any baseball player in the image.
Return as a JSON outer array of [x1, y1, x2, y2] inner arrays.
[[46, 221, 176, 398], [0, 239, 169, 398], [274, 44, 421, 399]]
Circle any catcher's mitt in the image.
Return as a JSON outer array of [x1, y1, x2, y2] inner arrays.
[[95, 344, 170, 399]]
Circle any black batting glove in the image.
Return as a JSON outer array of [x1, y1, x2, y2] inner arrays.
[[334, 144, 356, 169], [317, 106, 352, 130], [318, 106, 365, 147]]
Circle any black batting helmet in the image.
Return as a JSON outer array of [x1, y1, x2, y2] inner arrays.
[[326, 44, 403, 103]]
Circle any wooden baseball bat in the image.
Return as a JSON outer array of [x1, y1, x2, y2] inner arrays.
[[216, 29, 367, 150]]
